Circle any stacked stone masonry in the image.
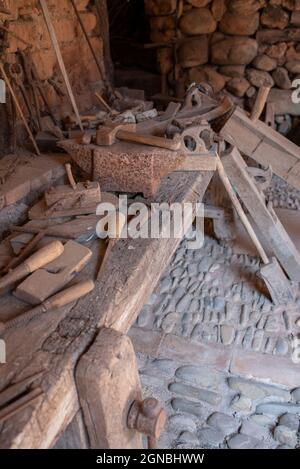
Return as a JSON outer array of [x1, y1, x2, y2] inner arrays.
[[145, 0, 300, 134]]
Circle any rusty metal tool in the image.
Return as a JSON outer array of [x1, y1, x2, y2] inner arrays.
[[216, 154, 294, 305], [0, 63, 40, 156], [18, 49, 59, 128], [39, 0, 83, 131], [0, 387, 43, 424], [0, 240, 64, 296], [8, 62, 40, 133], [0, 280, 95, 333], [16, 52, 42, 131], [0, 371, 43, 408]]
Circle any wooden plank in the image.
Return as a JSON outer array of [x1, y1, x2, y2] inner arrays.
[[222, 147, 300, 280], [0, 170, 213, 448], [222, 107, 300, 191], [0, 154, 69, 209], [268, 89, 300, 116], [96, 171, 212, 333]]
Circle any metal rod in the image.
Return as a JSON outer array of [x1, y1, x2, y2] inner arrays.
[[0, 63, 40, 156]]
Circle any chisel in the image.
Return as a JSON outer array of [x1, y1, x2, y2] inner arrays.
[[0, 280, 95, 333]]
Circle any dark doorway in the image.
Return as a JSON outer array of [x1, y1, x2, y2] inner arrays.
[[107, 0, 160, 97]]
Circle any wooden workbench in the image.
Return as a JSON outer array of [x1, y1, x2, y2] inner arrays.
[[0, 170, 212, 448]]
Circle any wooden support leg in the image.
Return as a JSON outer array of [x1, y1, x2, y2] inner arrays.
[[204, 205, 235, 242], [75, 328, 143, 449], [222, 146, 300, 281]]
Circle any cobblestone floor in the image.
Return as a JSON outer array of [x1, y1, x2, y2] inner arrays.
[[132, 176, 300, 449]]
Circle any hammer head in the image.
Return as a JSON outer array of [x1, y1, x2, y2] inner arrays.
[[96, 122, 136, 146]]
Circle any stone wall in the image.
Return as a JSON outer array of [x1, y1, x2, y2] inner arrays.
[[0, 0, 107, 118], [145, 0, 300, 134]]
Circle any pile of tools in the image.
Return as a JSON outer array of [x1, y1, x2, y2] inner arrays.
[[0, 234, 94, 335], [59, 83, 300, 308], [0, 0, 116, 156]]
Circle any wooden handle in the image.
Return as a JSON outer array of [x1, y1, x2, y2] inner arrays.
[[25, 241, 64, 272], [3, 230, 47, 273], [65, 163, 77, 190], [216, 156, 269, 265], [250, 86, 271, 123], [46, 280, 95, 310], [117, 130, 181, 151]]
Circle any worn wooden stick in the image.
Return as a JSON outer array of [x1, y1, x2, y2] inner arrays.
[[0, 387, 43, 424], [39, 0, 83, 131], [0, 63, 40, 156], [250, 86, 271, 123], [69, 0, 106, 84], [95, 91, 114, 114], [216, 155, 269, 265], [65, 163, 77, 190]]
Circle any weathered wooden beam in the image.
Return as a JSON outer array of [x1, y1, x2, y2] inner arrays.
[[76, 328, 143, 449], [222, 147, 300, 281], [222, 106, 300, 192], [0, 170, 213, 448]]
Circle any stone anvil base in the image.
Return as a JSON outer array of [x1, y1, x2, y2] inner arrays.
[[59, 139, 211, 198]]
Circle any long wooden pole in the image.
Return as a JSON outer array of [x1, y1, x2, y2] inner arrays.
[[216, 155, 269, 265], [250, 86, 271, 123], [69, 0, 106, 84], [39, 0, 83, 131], [0, 63, 40, 156]]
